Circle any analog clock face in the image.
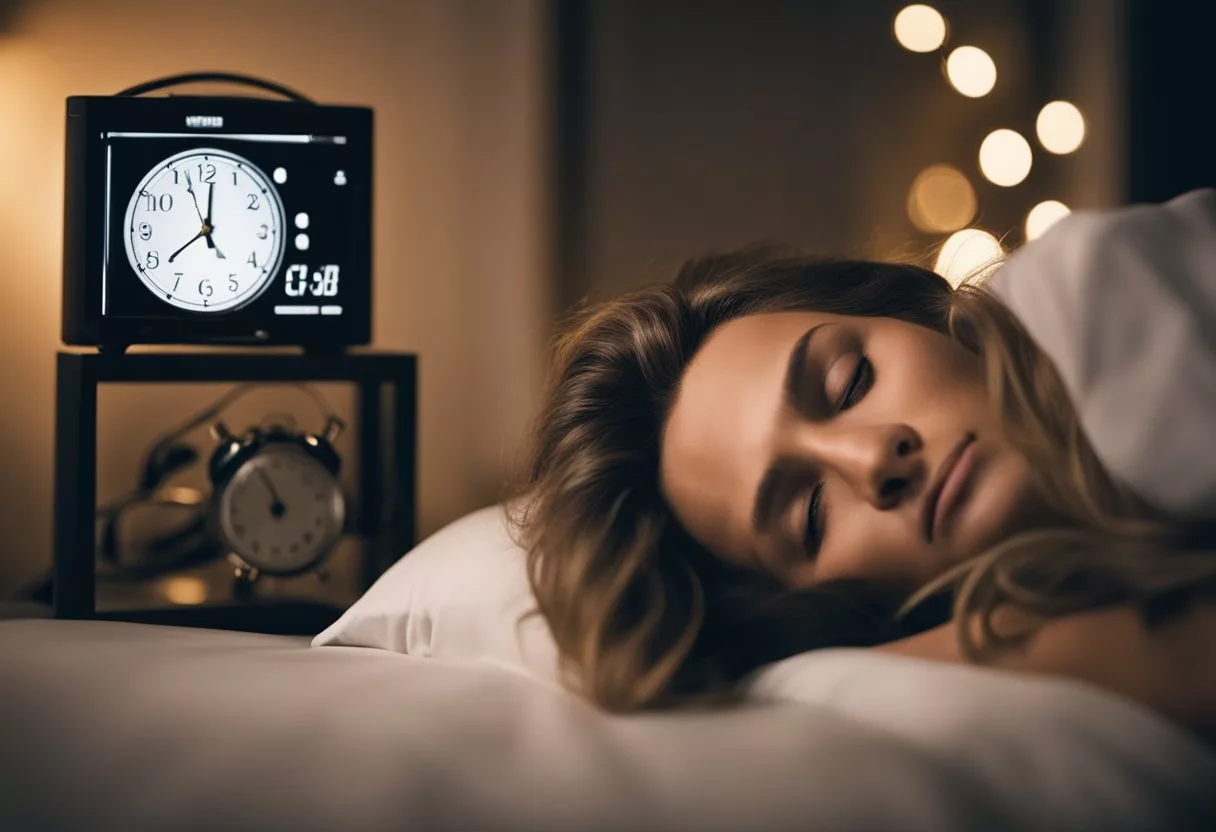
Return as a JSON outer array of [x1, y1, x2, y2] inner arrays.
[[123, 148, 287, 313], [216, 445, 345, 575]]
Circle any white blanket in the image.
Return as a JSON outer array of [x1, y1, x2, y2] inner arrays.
[[1, 619, 1213, 831]]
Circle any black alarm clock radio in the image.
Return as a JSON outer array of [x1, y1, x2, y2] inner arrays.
[[61, 75, 373, 352]]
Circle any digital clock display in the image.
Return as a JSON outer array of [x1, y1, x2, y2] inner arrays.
[[61, 94, 372, 349], [284, 264, 340, 298]]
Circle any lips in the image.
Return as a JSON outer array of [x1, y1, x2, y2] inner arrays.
[[922, 433, 976, 543]]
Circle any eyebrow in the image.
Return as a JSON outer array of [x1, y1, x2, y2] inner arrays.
[[750, 322, 832, 535]]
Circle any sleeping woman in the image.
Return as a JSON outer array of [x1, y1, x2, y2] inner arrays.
[[511, 188, 1216, 746]]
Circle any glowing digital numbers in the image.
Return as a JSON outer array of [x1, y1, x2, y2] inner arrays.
[[285, 264, 308, 297], [285, 263, 340, 297], [319, 264, 339, 296]]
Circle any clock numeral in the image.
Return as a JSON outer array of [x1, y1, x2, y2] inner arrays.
[[142, 191, 173, 212], [285, 264, 307, 297], [256, 224, 268, 240], [146, 250, 160, 269], [173, 273, 183, 291], [322, 265, 339, 296], [228, 274, 239, 293], [199, 278, 213, 297], [232, 170, 239, 186], [197, 163, 216, 184], [138, 222, 152, 241], [172, 169, 179, 185], [247, 193, 260, 211], [246, 251, 258, 268]]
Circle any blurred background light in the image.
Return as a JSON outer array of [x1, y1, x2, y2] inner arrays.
[[945, 46, 996, 97], [893, 5, 947, 53], [907, 163, 977, 232], [934, 228, 1004, 286], [1035, 100, 1086, 154], [979, 128, 1032, 186], [1025, 199, 1072, 240], [161, 576, 208, 606]]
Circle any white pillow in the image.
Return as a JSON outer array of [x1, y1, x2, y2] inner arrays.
[[987, 188, 1216, 518], [312, 504, 561, 683]]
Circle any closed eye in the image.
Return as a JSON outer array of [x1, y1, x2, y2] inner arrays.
[[804, 356, 872, 552], [804, 482, 825, 554], [837, 355, 872, 411]]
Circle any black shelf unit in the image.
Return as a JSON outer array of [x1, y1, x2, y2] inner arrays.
[[53, 349, 417, 635]]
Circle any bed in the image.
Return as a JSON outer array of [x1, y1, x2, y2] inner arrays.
[[1, 617, 1214, 831], [6, 192, 1216, 830]]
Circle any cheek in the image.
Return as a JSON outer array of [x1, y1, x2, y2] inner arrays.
[[811, 504, 933, 587], [952, 450, 1043, 557], [874, 334, 987, 413]]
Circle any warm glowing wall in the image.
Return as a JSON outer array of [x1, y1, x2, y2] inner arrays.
[[0, 0, 549, 594]]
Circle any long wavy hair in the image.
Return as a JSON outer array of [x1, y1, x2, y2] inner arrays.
[[509, 246, 1216, 713]]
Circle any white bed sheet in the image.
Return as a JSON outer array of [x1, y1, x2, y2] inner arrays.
[[1, 619, 1213, 832]]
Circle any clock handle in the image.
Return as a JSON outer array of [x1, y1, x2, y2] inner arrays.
[[115, 71, 314, 104]]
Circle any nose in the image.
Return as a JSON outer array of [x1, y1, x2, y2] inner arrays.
[[793, 422, 924, 509]]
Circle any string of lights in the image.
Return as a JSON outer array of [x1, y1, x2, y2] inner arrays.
[[892, 4, 1086, 284]]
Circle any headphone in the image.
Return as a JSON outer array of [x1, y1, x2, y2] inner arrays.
[[97, 385, 344, 580]]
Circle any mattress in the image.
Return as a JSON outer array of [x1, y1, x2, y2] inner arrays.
[[1, 619, 1213, 832]]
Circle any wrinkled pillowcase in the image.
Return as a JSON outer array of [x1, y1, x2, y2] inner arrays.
[[311, 503, 561, 683]]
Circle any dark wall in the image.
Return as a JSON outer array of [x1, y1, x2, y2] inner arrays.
[[551, 0, 1086, 308], [1126, 0, 1216, 204]]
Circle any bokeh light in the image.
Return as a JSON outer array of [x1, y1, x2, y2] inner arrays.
[[946, 46, 996, 97], [907, 164, 977, 233], [1025, 200, 1072, 240], [162, 576, 208, 605], [1035, 101, 1086, 154], [934, 228, 1004, 287], [978, 128, 1033, 187], [894, 5, 947, 53]]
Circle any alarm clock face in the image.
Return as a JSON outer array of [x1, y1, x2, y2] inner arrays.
[[122, 148, 287, 313], [215, 443, 345, 575]]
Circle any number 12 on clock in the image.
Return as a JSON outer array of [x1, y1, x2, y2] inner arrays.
[[285, 264, 340, 297]]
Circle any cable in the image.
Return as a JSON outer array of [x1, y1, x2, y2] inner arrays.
[[115, 71, 315, 103], [101, 382, 343, 514]]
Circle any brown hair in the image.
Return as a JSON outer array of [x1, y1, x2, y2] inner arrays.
[[510, 246, 1216, 713]]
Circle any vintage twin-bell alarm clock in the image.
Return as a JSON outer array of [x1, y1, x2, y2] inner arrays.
[[60, 72, 373, 351], [208, 414, 347, 583]]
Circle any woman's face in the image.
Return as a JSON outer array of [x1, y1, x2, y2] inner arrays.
[[659, 310, 1058, 590]]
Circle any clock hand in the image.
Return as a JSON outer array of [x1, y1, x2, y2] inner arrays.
[[258, 470, 287, 519], [183, 170, 219, 255], [183, 170, 207, 226], [205, 182, 224, 258], [167, 230, 206, 263]]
